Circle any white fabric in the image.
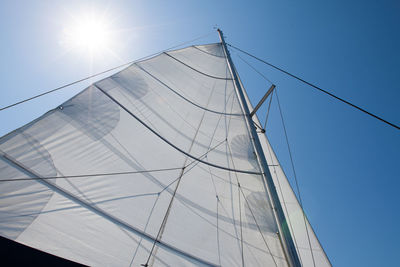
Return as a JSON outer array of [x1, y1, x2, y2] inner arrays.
[[0, 43, 292, 266]]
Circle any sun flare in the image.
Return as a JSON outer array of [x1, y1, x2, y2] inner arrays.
[[62, 14, 113, 55]]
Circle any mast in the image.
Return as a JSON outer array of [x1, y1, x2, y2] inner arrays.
[[218, 29, 302, 267]]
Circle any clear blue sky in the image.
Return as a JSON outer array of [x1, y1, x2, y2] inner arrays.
[[0, 1, 399, 266]]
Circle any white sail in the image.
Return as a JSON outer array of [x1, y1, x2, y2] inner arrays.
[[0, 42, 328, 266]]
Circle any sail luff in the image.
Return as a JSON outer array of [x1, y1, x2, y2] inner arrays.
[[217, 29, 301, 267]]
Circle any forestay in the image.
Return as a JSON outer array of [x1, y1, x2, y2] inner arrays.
[[0, 43, 328, 266]]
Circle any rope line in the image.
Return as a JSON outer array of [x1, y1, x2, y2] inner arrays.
[[0, 32, 214, 112], [144, 166, 186, 267], [227, 43, 400, 131], [235, 53, 273, 85]]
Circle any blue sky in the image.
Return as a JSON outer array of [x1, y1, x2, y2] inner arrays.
[[0, 1, 399, 266]]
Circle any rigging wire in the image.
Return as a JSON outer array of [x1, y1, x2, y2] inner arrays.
[[0, 32, 215, 112], [145, 93, 213, 266], [235, 53, 273, 85], [227, 43, 400, 131], [275, 89, 316, 267], [232, 52, 274, 131]]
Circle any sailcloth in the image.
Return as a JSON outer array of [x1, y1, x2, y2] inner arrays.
[[0, 43, 329, 266]]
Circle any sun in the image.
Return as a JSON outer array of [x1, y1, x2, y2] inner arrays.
[[61, 13, 113, 55]]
